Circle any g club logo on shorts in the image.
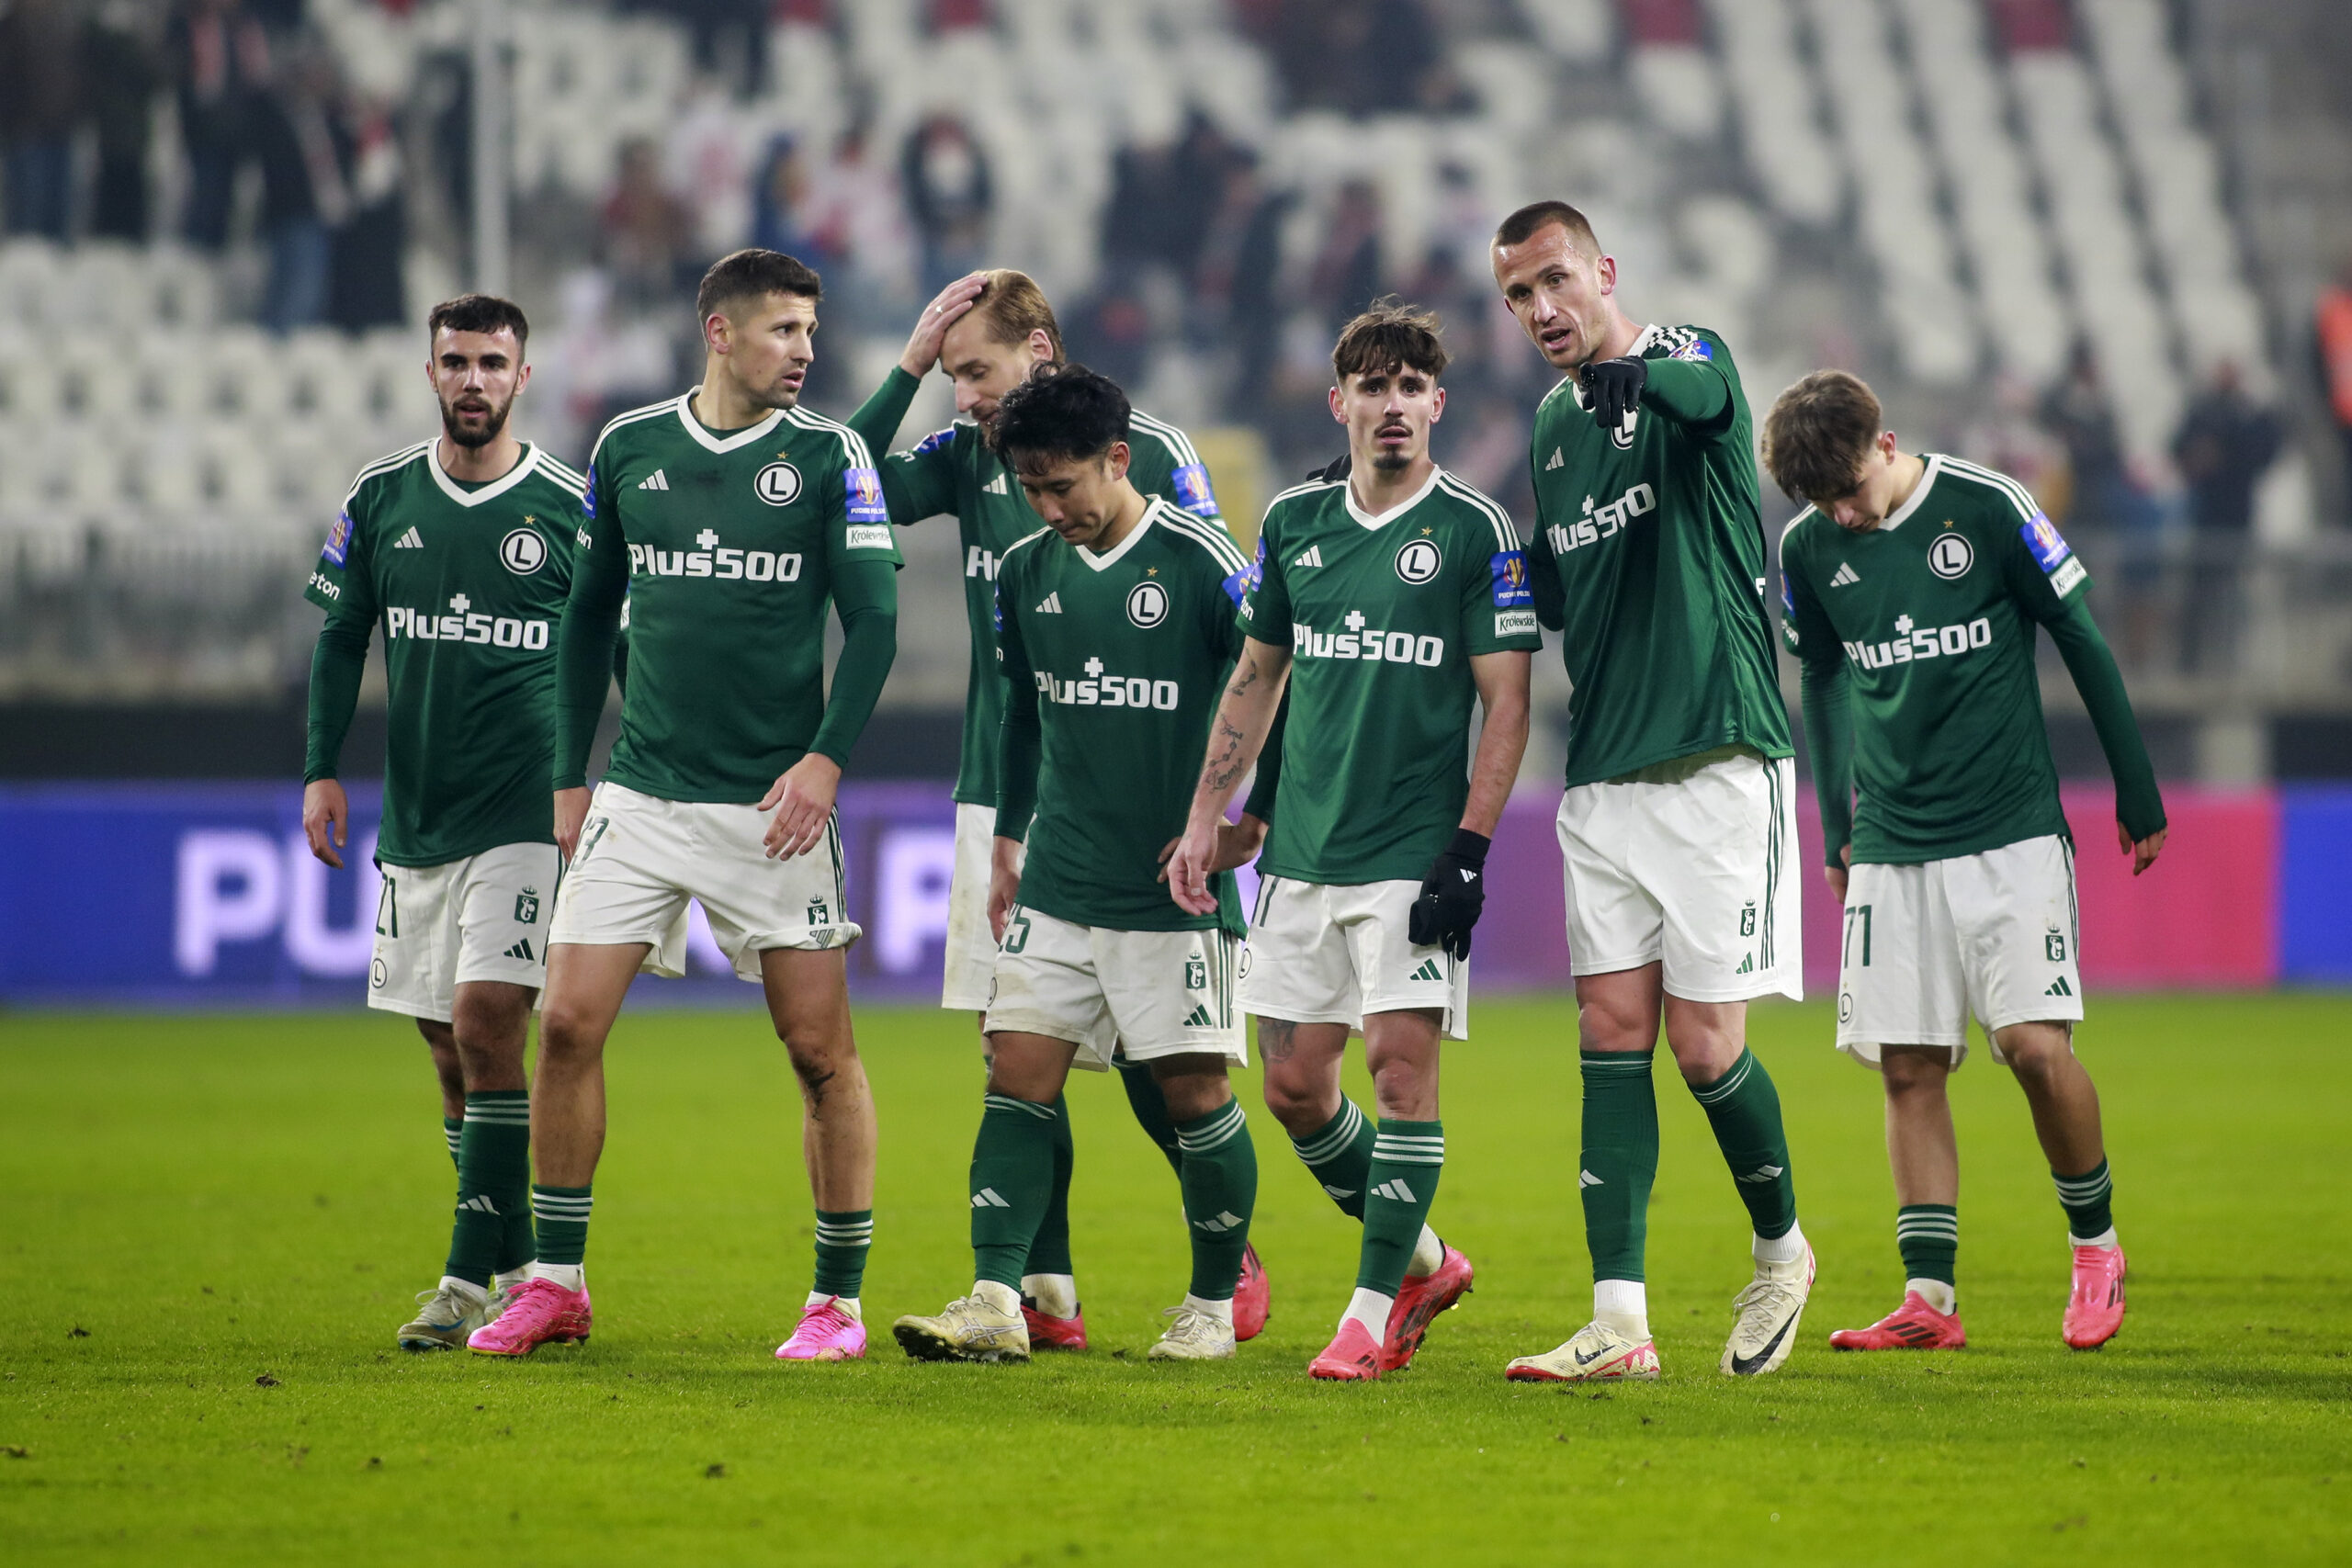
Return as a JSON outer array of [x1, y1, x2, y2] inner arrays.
[[756, 460, 802, 505], [1126, 580, 1170, 628], [1927, 532, 1974, 580], [500, 527, 548, 575], [1395, 537, 1442, 585]]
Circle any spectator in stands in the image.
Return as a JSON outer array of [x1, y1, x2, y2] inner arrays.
[[751, 134, 812, 257], [327, 92, 406, 333], [600, 137, 695, 309], [172, 0, 273, 250], [2171, 360, 2282, 677], [0, 0, 86, 240], [251, 41, 350, 333], [2041, 339, 2164, 668], [798, 116, 915, 329], [1307, 178, 1384, 335], [2316, 259, 2352, 516], [899, 114, 992, 296], [1192, 153, 1289, 418], [84, 1, 164, 243]]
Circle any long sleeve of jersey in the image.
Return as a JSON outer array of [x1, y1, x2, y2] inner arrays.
[[303, 612, 371, 784], [2043, 599, 2167, 841], [1798, 654, 1857, 866], [994, 584, 1041, 843], [1638, 356, 1735, 431], [852, 367, 961, 525], [846, 368, 920, 475], [808, 557, 899, 770], [553, 519, 628, 790]]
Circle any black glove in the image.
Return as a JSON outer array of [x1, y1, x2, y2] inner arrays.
[[1408, 828, 1490, 961], [1579, 355, 1648, 434]]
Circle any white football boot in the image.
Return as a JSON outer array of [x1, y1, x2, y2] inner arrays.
[[1722, 1244, 1815, 1376], [1147, 1305, 1237, 1361], [1504, 1321, 1661, 1382], [891, 1293, 1031, 1363], [397, 1281, 490, 1351]]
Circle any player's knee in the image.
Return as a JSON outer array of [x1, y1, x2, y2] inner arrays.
[[536, 1006, 605, 1065], [1880, 1049, 1949, 1096], [781, 1028, 858, 1089], [1259, 1069, 1328, 1134], [1998, 1026, 2070, 1080], [1577, 998, 1651, 1055]]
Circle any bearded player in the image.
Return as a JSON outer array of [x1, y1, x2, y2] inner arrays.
[[1766, 369, 2163, 1351], [1492, 201, 1814, 1382], [469, 250, 899, 1361], [302, 294, 582, 1349], [848, 270, 1270, 1348]]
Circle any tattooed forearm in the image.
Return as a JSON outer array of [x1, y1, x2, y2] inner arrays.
[[1225, 663, 1260, 701]]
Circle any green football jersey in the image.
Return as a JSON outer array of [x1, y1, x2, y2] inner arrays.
[[559, 393, 903, 803], [995, 498, 1253, 935], [1781, 454, 2097, 864], [874, 390, 1221, 807], [1527, 323, 1792, 786], [303, 440, 582, 867], [1240, 466, 1541, 886]]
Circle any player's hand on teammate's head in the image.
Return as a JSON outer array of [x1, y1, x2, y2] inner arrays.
[[899, 272, 989, 377], [1578, 355, 1648, 434], [301, 779, 348, 869], [759, 755, 842, 860], [2120, 820, 2165, 877]]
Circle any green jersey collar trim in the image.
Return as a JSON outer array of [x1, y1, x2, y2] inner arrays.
[[1343, 461, 1446, 530], [1076, 496, 1163, 571], [674, 390, 787, 453], [424, 440, 543, 508], [1878, 453, 1944, 533]]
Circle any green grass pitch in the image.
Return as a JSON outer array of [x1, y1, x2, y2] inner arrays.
[[2, 994, 2346, 1564]]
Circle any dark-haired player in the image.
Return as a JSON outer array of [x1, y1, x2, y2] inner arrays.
[[1765, 369, 2164, 1352], [892, 367, 1264, 1363], [302, 294, 582, 1350], [1170, 301, 1535, 1382], [846, 270, 1267, 1349], [469, 251, 899, 1361], [1492, 201, 1812, 1382]]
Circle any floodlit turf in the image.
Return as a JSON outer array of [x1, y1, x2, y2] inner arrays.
[[2, 994, 2346, 1565]]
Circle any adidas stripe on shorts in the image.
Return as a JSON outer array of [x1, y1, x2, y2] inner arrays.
[[367, 841, 560, 1021], [982, 906, 1246, 1068], [1835, 833, 2085, 1069], [1235, 875, 1469, 1040]]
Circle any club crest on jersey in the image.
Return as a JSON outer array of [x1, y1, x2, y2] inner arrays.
[[1927, 533, 1973, 580], [756, 460, 802, 505], [1395, 537, 1442, 585], [322, 511, 353, 566], [1608, 411, 1639, 450], [845, 467, 888, 523], [500, 527, 548, 575], [1126, 580, 1170, 628]]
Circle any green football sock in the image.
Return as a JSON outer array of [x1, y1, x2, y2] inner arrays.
[[1175, 1098, 1257, 1300], [1580, 1050, 1658, 1282], [1022, 1093, 1077, 1279], [2053, 1158, 2115, 1243], [530, 1184, 593, 1268], [1690, 1047, 1798, 1241], [1895, 1203, 1958, 1286], [971, 1093, 1058, 1291], [442, 1116, 463, 1169], [1356, 1120, 1443, 1295], [1289, 1098, 1374, 1220], [1117, 1059, 1185, 1176], [445, 1090, 530, 1288], [813, 1209, 873, 1299]]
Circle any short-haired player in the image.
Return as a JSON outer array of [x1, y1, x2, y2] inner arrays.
[[847, 269, 1268, 1348], [302, 294, 584, 1349], [467, 250, 900, 1361], [1492, 202, 1815, 1382], [891, 367, 1266, 1363], [1170, 301, 1536, 1381], [1764, 369, 2165, 1351]]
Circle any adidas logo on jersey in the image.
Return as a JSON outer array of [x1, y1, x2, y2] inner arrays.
[[1371, 1178, 1419, 1204], [1409, 957, 1443, 983], [1830, 562, 1860, 587], [1544, 447, 1565, 470], [503, 938, 537, 962], [1182, 1003, 1216, 1027], [1293, 545, 1325, 569], [638, 470, 671, 491], [1035, 592, 1063, 614], [393, 525, 424, 548], [984, 473, 1009, 495], [2046, 976, 2075, 998]]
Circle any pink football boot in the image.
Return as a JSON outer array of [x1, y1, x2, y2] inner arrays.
[[467, 1277, 591, 1357], [1384, 1243, 1475, 1371], [775, 1296, 866, 1361], [2064, 1245, 2128, 1349], [1233, 1243, 1271, 1343], [1829, 1291, 1968, 1350]]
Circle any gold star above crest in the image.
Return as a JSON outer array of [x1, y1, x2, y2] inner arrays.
[[1943, 519, 1955, 528], [1146, 567, 1159, 577], [1419, 526, 1433, 536], [523, 514, 537, 525]]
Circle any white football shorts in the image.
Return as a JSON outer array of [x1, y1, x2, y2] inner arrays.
[[1837, 833, 2085, 1068], [1235, 875, 1469, 1040], [368, 841, 560, 1021], [1555, 746, 1803, 1003], [983, 905, 1246, 1070], [548, 781, 860, 983], [943, 800, 1013, 1012]]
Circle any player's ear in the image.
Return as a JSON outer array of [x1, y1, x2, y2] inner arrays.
[[1430, 385, 1446, 423], [1027, 330, 1054, 367], [704, 310, 731, 356], [1107, 441, 1130, 482], [514, 361, 532, 396], [1327, 384, 1347, 423], [1595, 253, 1617, 297]]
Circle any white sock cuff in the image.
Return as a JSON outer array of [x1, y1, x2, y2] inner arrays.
[[1754, 1220, 1807, 1266], [1182, 1292, 1234, 1325], [439, 1275, 489, 1304], [1340, 1287, 1394, 1340], [2070, 1226, 2119, 1249], [972, 1280, 1021, 1314]]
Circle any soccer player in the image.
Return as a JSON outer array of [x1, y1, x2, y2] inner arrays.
[[300, 293, 582, 1349], [467, 250, 899, 1360], [891, 367, 1265, 1364], [1170, 301, 1536, 1382], [1764, 370, 2165, 1351], [847, 269, 1270, 1348], [1490, 201, 1814, 1382]]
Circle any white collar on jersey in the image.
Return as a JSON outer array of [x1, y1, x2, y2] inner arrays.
[[673, 389, 787, 453], [1076, 495, 1164, 571], [1344, 461, 1446, 530], [1877, 453, 1945, 533], [425, 440, 542, 508]]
